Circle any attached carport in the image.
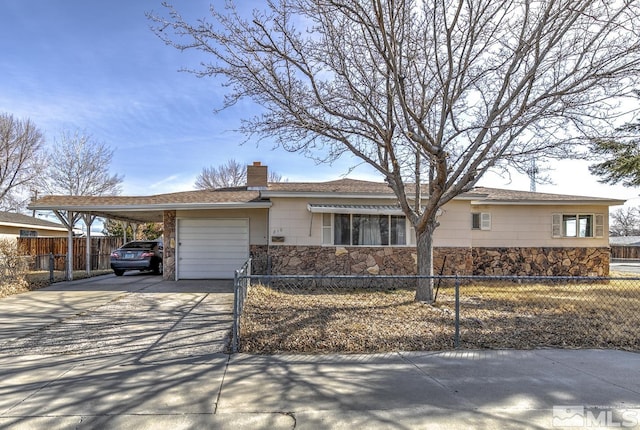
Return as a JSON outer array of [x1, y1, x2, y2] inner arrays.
[[27, 190, 271, 281]]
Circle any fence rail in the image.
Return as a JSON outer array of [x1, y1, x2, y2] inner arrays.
[[232, 274, 640, 354]]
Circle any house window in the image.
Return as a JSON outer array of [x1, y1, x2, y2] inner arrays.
[[331, 213, 407, 246], [471, 213, 491, 230], [552, 213, 604, 238], [19, 230, 37, 237]]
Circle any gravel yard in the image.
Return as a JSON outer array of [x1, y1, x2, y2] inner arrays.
[[239, 277, 640, 354]]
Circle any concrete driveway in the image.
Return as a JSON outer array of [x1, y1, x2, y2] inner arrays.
[[1, 274, 639, 429]]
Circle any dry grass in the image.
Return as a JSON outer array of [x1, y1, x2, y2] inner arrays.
[[0, 270, 112, 299], [239, 278, 640, 354]]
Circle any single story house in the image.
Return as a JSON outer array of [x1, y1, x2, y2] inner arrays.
[[0, 211, 68, 240], [28, 162, 625, 280]]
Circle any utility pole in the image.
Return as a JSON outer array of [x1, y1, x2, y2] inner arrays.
[[527, 159, 539, 192]]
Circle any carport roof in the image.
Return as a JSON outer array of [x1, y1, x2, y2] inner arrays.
[[28, 189, 270, 223]]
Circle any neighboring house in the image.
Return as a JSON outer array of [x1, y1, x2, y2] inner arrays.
[[28, 162, 625, 280], [609, 236, 640, 260], [0, 211, 68, 240]]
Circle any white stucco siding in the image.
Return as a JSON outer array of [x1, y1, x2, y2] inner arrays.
[[432, 200, 472, 247], [470, 204, 610, 248], [175, 208, 268, 245], [269, 198, 323, 245], [268, 197, 472, 247]]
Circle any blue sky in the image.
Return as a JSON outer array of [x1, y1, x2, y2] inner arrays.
[[1, 0, 637, 207]]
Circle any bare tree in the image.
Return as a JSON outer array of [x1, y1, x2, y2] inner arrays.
[[44, 131, 123, 198], [0, 113, 46, 210], [195, 159, 247, 189], [195, 158, 284, 189], [151, 0, 640, 301], [609, 207, 640, 237], [41, 130, 124, 279]]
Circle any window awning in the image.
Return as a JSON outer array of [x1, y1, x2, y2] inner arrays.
[[307, 204, 404, 215]]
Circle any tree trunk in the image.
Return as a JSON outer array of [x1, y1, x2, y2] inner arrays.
[[415, 226, 435, 302]]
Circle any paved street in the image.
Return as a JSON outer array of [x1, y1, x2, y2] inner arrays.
[[0, 274, 639, 429]]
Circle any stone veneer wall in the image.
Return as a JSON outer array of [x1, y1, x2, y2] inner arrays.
[[261, 245, 610, 277], [250, 245, 269, 274], [163, 210, 176, 280], [472, 247, 610, 276], [265, 246, 473, 276]]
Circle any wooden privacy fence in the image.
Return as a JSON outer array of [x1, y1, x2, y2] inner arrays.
[[17, 237, 124, 271], [610, 245, 640, 260]]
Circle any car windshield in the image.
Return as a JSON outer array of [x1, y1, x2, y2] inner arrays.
[[121, 241, 158, 249]]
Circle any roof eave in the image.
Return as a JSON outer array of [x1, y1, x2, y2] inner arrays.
[[28, 201, 272, 212], [470, 199, 626, 206], [0, 221, 67, 231]]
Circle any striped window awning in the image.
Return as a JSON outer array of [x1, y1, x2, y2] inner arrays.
[[307, 204, 404, 215]]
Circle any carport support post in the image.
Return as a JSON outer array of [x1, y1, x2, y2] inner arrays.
[[82, 214, 96, 276], [66, 212, 74, 281], [53, 210, 75, 281]]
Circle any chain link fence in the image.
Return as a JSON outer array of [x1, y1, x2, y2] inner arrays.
[[232, 271, 640, 354]]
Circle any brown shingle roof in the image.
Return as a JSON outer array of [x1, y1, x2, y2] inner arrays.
[[28, 179, 624, 219], [471, 187, 624, 204], [266, 178, 396, 194]]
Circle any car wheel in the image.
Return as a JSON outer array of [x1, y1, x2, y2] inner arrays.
[[114, 269, 125, 276]]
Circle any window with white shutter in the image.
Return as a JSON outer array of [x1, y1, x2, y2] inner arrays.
[[472, 213, 491, 230], [552, 213, 604, 238]]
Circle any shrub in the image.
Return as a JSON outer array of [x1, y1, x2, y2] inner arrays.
[[0, 238, 30, 292]]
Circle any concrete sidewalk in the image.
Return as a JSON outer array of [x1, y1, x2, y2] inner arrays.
[[1, 349, 639, 429], [0, 275, 639, 429]]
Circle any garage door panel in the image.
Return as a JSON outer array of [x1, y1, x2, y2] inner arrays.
[[179, 231, 248, 239], [179, 244, 248, 254], [177, 218, 249, 279]]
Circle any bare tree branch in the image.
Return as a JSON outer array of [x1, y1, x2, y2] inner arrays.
[[150, 0, 640, 300], [42, 131, 123, 225], [195, 158, 285, 189], [0, 113, 46, 210]]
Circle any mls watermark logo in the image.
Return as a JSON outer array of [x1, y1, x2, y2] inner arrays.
[[553, 405, 640, 428]]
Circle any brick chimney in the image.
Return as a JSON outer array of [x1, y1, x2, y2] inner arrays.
[[247, 161, 268, 190]]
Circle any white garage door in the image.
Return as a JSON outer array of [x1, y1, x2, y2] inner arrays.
[[177, 218, 249, 279]]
